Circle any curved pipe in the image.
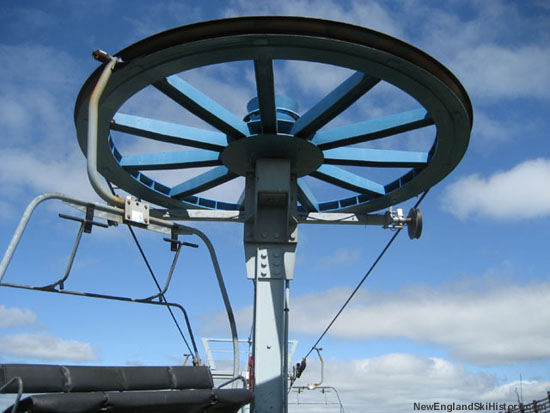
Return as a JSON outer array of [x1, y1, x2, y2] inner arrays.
[[0, 376, 23, 413], [188, 227, 240, 379], [40, 224, 86, 290], [217, 375, 247, 389], [309, 347, 324, 389], [140, 242, 182, 301], [0, 193, 134, 281], [1, 193, 61, 281], [86, 56, 125, 208]]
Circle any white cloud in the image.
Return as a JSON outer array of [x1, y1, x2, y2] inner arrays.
[[275, 61, 354, 106], [362, 1, 550, 104], [0, 149, 97, 201], [0, 307, 99, 363], [292, 354, 550, 412], [203, 281, 550, 366], [452, 44, 550, 101], [0, 306, 37, 328], [470, 110, 523, 146], [0, 44, 77, 147], [291, 283, 550, 365], [441, 158, 550, 220], [0, 42, 97, 207], [0, 333, 98, 362]]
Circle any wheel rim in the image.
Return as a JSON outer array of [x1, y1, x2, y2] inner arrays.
[[74, 16, 472, 213]]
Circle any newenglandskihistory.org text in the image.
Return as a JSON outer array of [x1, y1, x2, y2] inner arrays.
[[413, 402, 520, 412]]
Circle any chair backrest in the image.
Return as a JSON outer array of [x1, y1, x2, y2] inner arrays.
[[0, 364, 214, 393]]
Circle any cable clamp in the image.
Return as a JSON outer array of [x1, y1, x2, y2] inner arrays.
[[384, 206, 406, 229]]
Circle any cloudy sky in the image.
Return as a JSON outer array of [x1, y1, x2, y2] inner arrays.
[[0, 1, 549, 412]]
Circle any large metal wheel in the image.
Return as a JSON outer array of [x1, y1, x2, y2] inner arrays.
[[75, 16, 472, 213]]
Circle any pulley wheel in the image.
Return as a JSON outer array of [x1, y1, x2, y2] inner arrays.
[[74, 17, 472, 213]]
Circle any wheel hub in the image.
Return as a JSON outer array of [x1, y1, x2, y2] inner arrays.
[[221, 134, 324, 177], [222, 95, 324, 177]]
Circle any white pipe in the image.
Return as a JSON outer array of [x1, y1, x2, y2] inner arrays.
[[86, 55, 125, 208]]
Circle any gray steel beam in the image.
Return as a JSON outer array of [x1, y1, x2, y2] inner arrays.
[[244, 159, 297, 412]]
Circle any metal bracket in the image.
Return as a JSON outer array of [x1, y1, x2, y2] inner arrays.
[[383, 207, 423, 239], [170, 226, 180, 252], [384, 207, 406, 229], [84, 204, 95, 233], [124, 196, 150, 225], [163, 237, 199, 250], [58, 204, 109, 234]]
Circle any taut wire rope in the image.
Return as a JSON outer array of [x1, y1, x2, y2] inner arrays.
[[298, 190, 430, 372], [106, 180, 195, 358]]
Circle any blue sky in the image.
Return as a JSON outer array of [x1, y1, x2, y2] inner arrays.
[[1, 1, 549, 412]]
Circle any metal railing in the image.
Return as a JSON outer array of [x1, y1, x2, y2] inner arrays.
[[503, 391, 550, 413], [0, 192, 240, 376]]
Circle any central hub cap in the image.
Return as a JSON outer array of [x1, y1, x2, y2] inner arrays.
[[221, 95, 324, 177], [220, 134, 324, 177]]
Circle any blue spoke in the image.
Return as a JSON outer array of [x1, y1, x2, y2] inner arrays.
[[323, 147, 428, 168], [154, 75, 249, 138], [111, 113, 228, 151], [311, 165, 385, 196], [254, 58, 277, 134], [170, 166, 237, 198], [297, 179, 319, 212], [291, 72, 379, 138], [312, 108, 433, 149], [120, 150, 220, 171]]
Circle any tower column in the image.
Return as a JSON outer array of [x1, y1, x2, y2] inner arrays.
[[244, 158, 297, 412]]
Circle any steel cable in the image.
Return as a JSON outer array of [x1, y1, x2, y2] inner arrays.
[[106, 180, 195, 358], [301, 190, 430, 362], [126, 226, 195, 356]]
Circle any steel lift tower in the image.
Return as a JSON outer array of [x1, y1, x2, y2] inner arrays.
[[72, 17, 472, 412]]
